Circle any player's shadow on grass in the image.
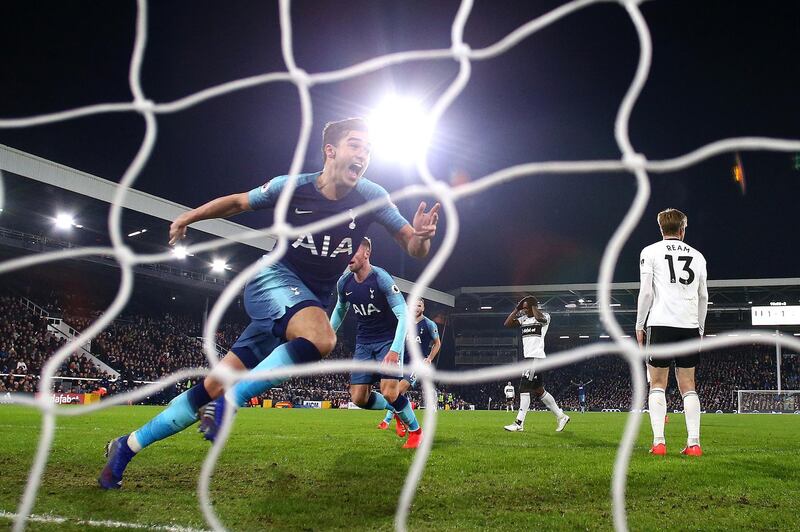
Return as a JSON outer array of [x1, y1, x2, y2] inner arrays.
[[552, 430, 619, 449], [328, 447, 409, 482], [721, 455, 796, 481]]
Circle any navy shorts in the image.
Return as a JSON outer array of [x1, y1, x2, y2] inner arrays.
[[231, 261, 324, 369], [401, 352, 428, 387], [351, 339, 401, 385]]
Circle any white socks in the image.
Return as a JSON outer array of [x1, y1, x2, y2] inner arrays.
[[683, 390, 701, 446], [516, 393, 531, 425], [648, 388, 666, 445], [648, 388, 701, 447], [127, 432, 143, 453], [540, 391, 564, 419]]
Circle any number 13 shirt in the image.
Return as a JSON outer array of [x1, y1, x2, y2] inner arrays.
[[638, 238, 708, 329]]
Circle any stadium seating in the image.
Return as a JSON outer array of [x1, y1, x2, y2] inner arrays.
[[1, 294, 794, 411]]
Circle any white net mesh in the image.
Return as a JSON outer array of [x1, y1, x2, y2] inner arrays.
[[1, 0, 800, 531], [737, 390, 800, 414]]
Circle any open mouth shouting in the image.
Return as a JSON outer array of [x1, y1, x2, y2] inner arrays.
[[348, 162, 363, 180]]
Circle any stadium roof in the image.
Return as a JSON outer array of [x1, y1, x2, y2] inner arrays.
[[0, 144, 454, 306], [449, 280, 800, 336]]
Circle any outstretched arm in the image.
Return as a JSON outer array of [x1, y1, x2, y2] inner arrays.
[[169, 192, 251, 245], [393, 201, 441, 258]]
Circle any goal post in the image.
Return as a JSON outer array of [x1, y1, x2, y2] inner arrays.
[[737, 389, 800, 414]]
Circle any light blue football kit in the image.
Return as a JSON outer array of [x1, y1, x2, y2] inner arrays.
[[330, 266, 419, 431], [402, 316, 439, 387], [127, 172, 408, 451]]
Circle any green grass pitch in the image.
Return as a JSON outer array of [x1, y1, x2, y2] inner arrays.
[[1, 405, 798, 531]]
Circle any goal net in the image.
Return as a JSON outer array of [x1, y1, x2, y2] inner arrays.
[[737, 390, 800, 414]]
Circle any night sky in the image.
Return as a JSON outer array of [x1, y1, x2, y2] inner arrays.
[[1, 1, 798, 291]]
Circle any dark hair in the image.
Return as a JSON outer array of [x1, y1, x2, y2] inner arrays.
[[321, 118, 369, 165]]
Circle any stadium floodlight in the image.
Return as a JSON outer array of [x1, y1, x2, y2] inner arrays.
[[480, 306, 492, 310], [211, 259, 228, 273], [128, 229, 148, 237], [54, 213, 75, 230], [559, 335, 570, 339], [368, 95, 434, 164], [172, 245, 188, 260]]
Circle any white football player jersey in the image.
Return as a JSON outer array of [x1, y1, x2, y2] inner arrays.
[[504, 385, 515, 399], [517, 312, 549, 359], [639, 238, 708, 328]]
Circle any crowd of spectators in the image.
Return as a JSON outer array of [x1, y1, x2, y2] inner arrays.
[[93, 315, 210, 382], [450, 345, 792, 413], [0, 296, 112, 393], [3, 294, 799, 413]]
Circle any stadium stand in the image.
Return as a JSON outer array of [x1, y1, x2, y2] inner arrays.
[[0, 296, 114, 393], [1, 287, 796, 412]]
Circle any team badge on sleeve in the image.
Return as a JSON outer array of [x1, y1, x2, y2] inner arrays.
[[260, 181, 271, 193], [391, 284, 400, 294]]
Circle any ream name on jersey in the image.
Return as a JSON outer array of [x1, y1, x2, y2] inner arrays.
[[639, 238, 708, 329]]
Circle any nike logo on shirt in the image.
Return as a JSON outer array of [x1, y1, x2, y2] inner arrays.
[[294, 208, 313, 214]]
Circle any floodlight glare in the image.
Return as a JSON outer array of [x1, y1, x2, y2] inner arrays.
[[172, 245, 188, 260], [211, 259, 228, 272], [368, 96, 434, 164], [54, 213, 75, 230]]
